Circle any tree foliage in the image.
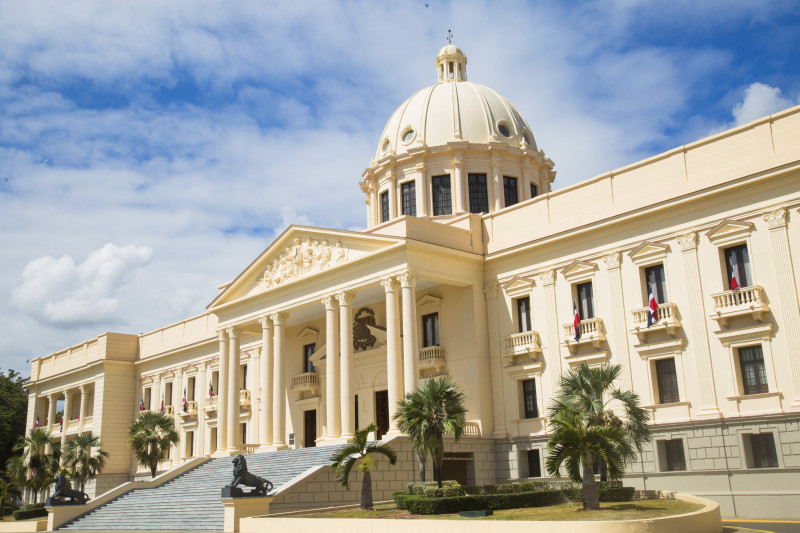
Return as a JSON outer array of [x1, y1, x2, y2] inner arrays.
[[6, 428, 59, 504], [330, 423, 396, 510], [0, 369, 28, 470], [63, 431, 109, 493], [128, 411, 178, 478]]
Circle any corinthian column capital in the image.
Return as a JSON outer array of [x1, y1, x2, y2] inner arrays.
[[763, 208, 787, 229], [336, 291, 356, 306], [321, 295, 338, 310], [397, 271, 419, 289], [380, 277, 398, 293], [269, 312, 289, 326]]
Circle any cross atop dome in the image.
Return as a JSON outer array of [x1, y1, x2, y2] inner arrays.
[[435, 41, 467, 82]]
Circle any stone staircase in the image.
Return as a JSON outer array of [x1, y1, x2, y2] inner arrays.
[[59, 446, 345, 531]]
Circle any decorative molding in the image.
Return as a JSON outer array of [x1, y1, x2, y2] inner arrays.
[[676, 232, 697, 251], [269, 312, 288, 326], [501, 275, 535, 296], [353, 308, 377, 351], [483, 283, 499, 298], [227, 327, 239, 339], [634, 338, 685, 359], [715, 323, 774, 347], [602, 252, 622, 270], [259, 316, 272, 329], [380, 277, 398, 293], [321, 295, 337, 310], [257, 238, 349, 290], [296, 327, 318, 339], [706, 219, 754, 246], [397, 271, 419, 289], [416, 294, 443, 308], [336, 291, 356, 306], [628, 241, 670, 265], [762, 208, 787, 229], [537, 270, 556, 286], [561, 260, 597, 282]]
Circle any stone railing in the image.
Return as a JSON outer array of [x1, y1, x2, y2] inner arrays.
[[503, 330, 541, 364], [164, 405, 175, 416], [710, 285, 769, 325], [291, 372, 320, 397], [179, 401, 198, 418], [418, 346, 446, 372], [241, 443, 259, 454], [204, 396, 218, 412], [562, 318, 605, 350], [631, 302, 681, 339]]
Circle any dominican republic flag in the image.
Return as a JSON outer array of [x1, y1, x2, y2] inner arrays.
[[729, 253, 740, 291], [208, 382, 214, 398], [182, 388, 188, 412], [160, 394, 165, 414], [59, 416, 63, 432], [647, 283, 660, 327], [573, 302, 581, 341], [139, 398, 145, 411], [34, 416, 39, 429], [45, 416, 48, 426]]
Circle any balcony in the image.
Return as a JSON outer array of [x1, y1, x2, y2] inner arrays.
[[204, 395, 218, 413], [291, 372, 321, 397], [562, 318, 606, 352], [164, 405, 175, 416], [419, 346, 446, 373], [503, 331, 542, 365], [631, 302, 681, 341], [239, 389, 251, 410], [179, 401, 198, 419], [710, 286, 769, 326]]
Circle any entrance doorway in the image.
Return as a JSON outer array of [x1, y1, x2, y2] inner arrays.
[[375, 390, 389, 440], [304, 410, 317, 447], [441, 452, 474, 486]]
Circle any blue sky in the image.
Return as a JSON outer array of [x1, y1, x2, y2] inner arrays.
[[1, 0, 799, 374]]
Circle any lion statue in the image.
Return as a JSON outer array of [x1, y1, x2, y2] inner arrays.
[[228, 455, 273, 496], [48, 474, 89, 505]]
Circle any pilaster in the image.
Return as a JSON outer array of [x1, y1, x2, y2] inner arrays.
[[322, 296, 340, 439], [603, 252, 634, 391], [271, 312, 289, 449], [382, 277, 403, 434], [398, 272, 420, 395], [259, 316, 274, 447], [337, 291, 357, 438]]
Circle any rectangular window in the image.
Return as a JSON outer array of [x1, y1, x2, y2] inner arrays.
[[655, 358, 680, 404], [144, 388, 152, 410], [530, 183, 538, 199], [422, 312, 440, 347], [468, 173, 489, 213], [724, 244, 752, 289], [187, 377, 195, 401], [432, 174, 452, 216], [749, 433, 778, 468], [644, 264, 667, 303], [354, 395, 359, 430], [187, 431, 194, 457], [522, 379, 538, 419], [527, 449, 541, 477], [241, 423, 246, 444], [303, 343, 317, 373], [380, 190, 389, 223], [739, 345, 768, 395], [516, 297, 532, 333], [576, 281, 595, 319], [503, 176, 519, 207], [401, 181, 416, 216], [664, 439, 686, 471]]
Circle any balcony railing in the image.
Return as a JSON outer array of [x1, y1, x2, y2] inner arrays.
[[164, 405, 175, 416], [631, 302, 681, 339], [503, 331, 541, 364], [562, 318, 606, 351], [419, 346, 446, 372], [241, 444, 259, 454], [239, 389, 251, 409], [179, 401, 198, 418], [204, 395, 218, 413], [710, 286, 769, 325], [291, 372, 321, 397]]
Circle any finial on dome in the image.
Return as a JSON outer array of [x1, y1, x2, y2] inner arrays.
[[435, 39, 467, 83]]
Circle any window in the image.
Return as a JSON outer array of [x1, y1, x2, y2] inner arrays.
[[522, 379, 538, 419], [241, 423, 247, 444], [303, 343, 316, 373], [655, 358, 680, 404], [747, 433, 778, 468], [527, 449, 541, 477], [401, 181, 416, 216], [659, 439, 686, 471], [739, 345, 768, 395], [576, 281, 595, 320], [503, 176, 519, 207], [516, 297, 532, 333], [468, 173, 489, 213], [432, 174, 452, 216], [380, 191, 389, 223], [354, 395, 359, 430], [187, 377, 195, 401], [498, 123, 510, 137], [724, 244, 752, 289], [422, 312, 440, 347], [187, 431, 194, 457], [644, 264, 667, 304], [530, 183, 538, 199]]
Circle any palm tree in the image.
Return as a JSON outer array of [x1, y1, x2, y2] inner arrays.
[[7, 428, 59, 503], [330, 423, 396, 510], [393, 376, 467, 488], [127, 412, 178, 478], [545, 363, 651, 510], [0, 476, 20, 517], [62, 432, 109, 493]]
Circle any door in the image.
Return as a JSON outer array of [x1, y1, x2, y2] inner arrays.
[[304, 410, 317, 448], [375, 390, 389, 440]]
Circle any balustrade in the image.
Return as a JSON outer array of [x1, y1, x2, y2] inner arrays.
[[710, 286, 769, 325], [562, 317, 606, 351]]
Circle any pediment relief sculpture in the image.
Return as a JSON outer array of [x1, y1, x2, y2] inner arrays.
[[257, 238, 350, 289], [353, 307, 377, 352]]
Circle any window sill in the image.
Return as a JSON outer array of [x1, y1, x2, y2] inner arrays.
[[644, 401, 690, 409], [726, 391, 781, 401]]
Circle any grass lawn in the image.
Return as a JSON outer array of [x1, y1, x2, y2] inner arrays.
[[286, 499, 704, 521]]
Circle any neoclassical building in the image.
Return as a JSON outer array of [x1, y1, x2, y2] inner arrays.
[[25, 45, 800, 518]]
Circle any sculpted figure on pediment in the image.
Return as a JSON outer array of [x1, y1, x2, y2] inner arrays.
[[258, 238, 350, 290]]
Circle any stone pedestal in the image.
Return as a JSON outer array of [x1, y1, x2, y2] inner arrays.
[[221, 497, 273, 532]]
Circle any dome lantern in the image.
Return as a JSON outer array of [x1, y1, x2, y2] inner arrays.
[[435, 44, 467, 82]]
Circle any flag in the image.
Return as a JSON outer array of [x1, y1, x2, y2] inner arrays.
[[209, 382, 214, 398], [160, 394, 165, 414], [34, 416, 39, 429], [182, 388, 188, 412], [59, 416, 63, 432], [45, 416, 48, 426], [573, 302, 581, 341], [730, 253, 740, 291], [139, 398, 145, 411], [648, 283, 659, 327]]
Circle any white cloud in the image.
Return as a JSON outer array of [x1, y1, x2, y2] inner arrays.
[[732, 82, 797, 126], [11, 243, 153, 328]]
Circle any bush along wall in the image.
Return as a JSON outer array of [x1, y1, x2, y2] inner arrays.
[[12, 506, 48, 520]]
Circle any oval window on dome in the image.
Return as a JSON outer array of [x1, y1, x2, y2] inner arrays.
[[497, 123, 511, 137], [402, 128, 415, 144], [382, 139, 390, 153]]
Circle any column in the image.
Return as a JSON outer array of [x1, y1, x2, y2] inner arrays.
[[322, 296, 341, 439], [217, 330, 229, 452], [382, 278, 403, 433], [369, 183, 378, 227], [763, 209, 800, 407], [453, 151, 465, 213], [388, 173, 397, 219], [677, 232, 721, 417], [227, 327, 240, 452], [491, 153, 503, 212], [46, 394, 57, 453], [197, 362, 206, 456], [338, 292, 356, 438], [259, 316, 273, 447], [79, 384, 89, 434], [399, 272, 420, 395], [271, 312, 289, 447], [603, 252, 634, 391], [416, 164, 429, 217], [539, 270, 563, 433], [60, 390, 72, 462]]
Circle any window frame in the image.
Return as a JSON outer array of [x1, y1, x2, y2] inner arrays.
[[656, 438, 687, 472], [468, 173, 489, 213], [530, 183, 538, 199], [516, 296, 532, 333], [521, 378, 539, 419], [723, 243, 753, 290], [421, 312, 440, 348], [738, 345, 768, 395], [503, 176, 519, 207], [431, 174, 452, 216], [303, 343, 317, 373], [401, 180, 417, 217], [575, 281, 595, 320], [644, 263, 668, 304], [655, 357, 680, 404], [380, 190, 390, 223]]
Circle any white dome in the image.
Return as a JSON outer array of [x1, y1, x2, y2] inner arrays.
[[375, 46, 538, 161]]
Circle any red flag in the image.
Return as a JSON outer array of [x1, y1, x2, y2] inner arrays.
[[573, 302, 581, 341], [730, 253, 740, 291], [34, 416, 39, 429], [139, 398, 145, 411], [648, 283, 659, 326]]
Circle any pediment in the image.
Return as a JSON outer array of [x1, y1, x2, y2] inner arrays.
[[705, 219, 754, 245], [501, 276, 535, 296], [296, 327, 319, 339], [628, 241, 670, 265], [208, 225, 404, 309], [416, 294, 443, 307], [561, 260, 597, 282]]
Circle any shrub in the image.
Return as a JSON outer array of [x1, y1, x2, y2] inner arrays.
[[408, 480, 459, 495], [422, 485, 465, 498], [404, 490, 565, 515], [598, 480, 623, 489], [23, 503, 45, 510], [13, 507, 47, 520], [598, 486, 635, 502], [393, 491, 413, 510], [463, 485, 482, 495]]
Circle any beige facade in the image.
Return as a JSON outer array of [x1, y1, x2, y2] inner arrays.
[[24, 46, 800, 518]]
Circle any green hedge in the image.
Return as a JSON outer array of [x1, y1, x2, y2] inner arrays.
[[408, 480, 460, 495], [393, 491, 413, 510], [561, 486, 635, 503], [404, 490, 565, 515], [13, 507, 47, 520]]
